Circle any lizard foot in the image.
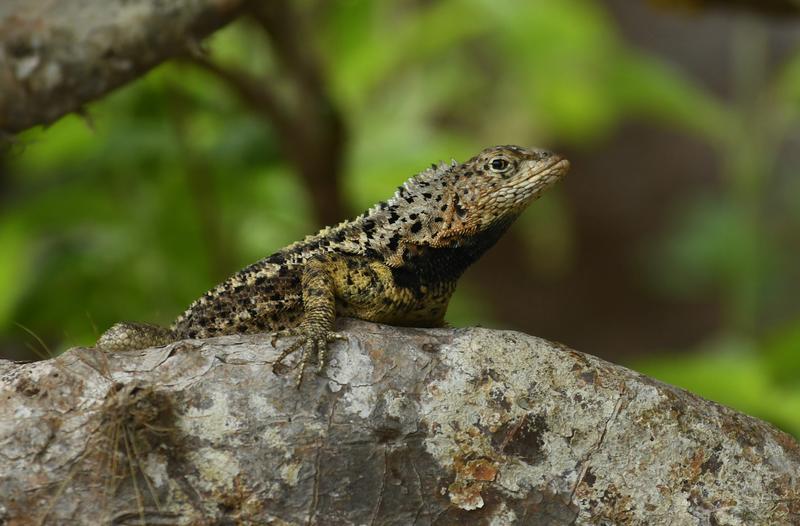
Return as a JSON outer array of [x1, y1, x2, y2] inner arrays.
[[271, 327, 347, 388]]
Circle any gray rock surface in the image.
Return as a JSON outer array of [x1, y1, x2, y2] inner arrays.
[[0, 319, 798, 525]]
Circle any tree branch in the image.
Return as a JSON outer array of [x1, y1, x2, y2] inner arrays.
[[215, 0, 349, 226], [193, 52, 348, 226], [1, 0, 351, 226], [1, 320, 797, 524], [0, 0, 251, 133]]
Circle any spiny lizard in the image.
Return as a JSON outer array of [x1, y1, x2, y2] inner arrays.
[[97, 145, 570, 385]]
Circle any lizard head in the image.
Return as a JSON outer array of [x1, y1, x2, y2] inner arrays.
[[374, 145, 569, 267], [440, 145, 569, 236]]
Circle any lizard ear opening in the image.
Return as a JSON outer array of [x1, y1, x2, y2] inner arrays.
[[385, 241, 434, 268], [427, 194, 470, 248], [386, 241, 417, 268], [385, 242, 408, 268]]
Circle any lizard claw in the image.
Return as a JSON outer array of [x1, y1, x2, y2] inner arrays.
[[271, 328, 347, 388], [270, 328, 296, 348], [315, 332, 347, 376], [326, 332, 348, 343], [271, 333, 306, 375]]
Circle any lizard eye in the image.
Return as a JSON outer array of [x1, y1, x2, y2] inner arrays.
[[489, 157, 510, 173]]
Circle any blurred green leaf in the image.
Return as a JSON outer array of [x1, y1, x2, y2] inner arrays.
[[763, 321, 800, 387], [773, 46, 800, 107], [611, 53, 737, 144], [647, 195, 762, 297], [207, 19, 276, 75], [11, 116, 96, 177], [328, 0, 486, 107], [516, 191, 575, 278], [0, 219, 31, 330], [447, 282, 499, 329]]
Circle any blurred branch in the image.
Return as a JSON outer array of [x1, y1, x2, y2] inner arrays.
[[167, 85, 236, 281], [194, 0, 348, 226], [0, 0, 252, 133], [192, 58, 296, 149], [0, 0, 347, 226], [652, 0, 800, 15]]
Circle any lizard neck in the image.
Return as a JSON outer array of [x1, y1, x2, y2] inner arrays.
[[389, 219, 514, 290]]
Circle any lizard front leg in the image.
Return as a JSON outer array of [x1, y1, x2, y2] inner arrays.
[[272, 258, 346, 387]]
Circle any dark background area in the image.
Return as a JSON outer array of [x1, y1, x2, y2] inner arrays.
[[2, 0, 799, 436]]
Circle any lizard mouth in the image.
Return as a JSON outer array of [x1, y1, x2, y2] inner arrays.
[[477, 153, 570, 216], [495, 155, 569, 213], [518, 156, 570, 191], [534, 156, 570, 177]]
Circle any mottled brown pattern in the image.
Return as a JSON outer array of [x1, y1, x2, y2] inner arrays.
[[96, 145, 569, 384]]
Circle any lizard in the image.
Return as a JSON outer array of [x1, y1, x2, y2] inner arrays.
[[96, 145, 570, 386]]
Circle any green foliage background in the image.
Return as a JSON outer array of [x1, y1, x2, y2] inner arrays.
[[2, 0, 800, 436]]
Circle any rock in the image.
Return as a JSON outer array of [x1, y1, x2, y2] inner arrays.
[[0, 319, 797, 525]]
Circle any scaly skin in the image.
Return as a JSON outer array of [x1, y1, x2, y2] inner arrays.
[[97, 145, 570, 385]]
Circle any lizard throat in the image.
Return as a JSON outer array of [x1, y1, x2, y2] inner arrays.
[[389, 219, 514, 291]]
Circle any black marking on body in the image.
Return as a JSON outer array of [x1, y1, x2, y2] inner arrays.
[[387, 234, 401, 252], [267, 253, 286, 265], [390, 220, 513, 295]]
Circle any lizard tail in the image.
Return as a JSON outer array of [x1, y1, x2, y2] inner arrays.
[[96, 322, 175, 352]]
